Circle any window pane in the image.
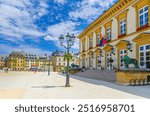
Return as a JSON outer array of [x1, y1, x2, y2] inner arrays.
[[120, 51, 123, 54], [140, 9, 143, 14], [140, 21, 143, 26], [145, 18, 148, 24], [145, 12, 148, 17], [146, 52, 150, 56], [146, 45, 150, 50], [140, 62, 144, 66], [144, 6, 148, 11], [140, 52, 144, 56], [140, 15, 143, 20], [124, 50, 127, 54], [146, 62, 150, 68], [140, 57, 144, 61], [140, 46, 144, 51], [146, 57, 150, 61]]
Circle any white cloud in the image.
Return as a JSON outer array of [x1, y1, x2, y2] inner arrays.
[[0, 44, 51, 55], [45, 21, 80, 51], [0, 0, 48, 40], [69, 0, 117, 22], [54, 0, 67, 4]]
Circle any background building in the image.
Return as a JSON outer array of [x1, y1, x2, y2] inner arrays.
[[0, 55, 8, 69], [8, 51, 26, 71], [52, 50, 79, 72], [78, 0, 150, 70], [25, 54, 38, 70]]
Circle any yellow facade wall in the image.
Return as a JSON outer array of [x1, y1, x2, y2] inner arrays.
[[116, 71, 150, 83]]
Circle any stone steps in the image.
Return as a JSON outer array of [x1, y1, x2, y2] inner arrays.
[[74, 70, 116, 82]]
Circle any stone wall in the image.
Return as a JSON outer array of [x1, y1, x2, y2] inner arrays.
[[116, 70, 150, 83]]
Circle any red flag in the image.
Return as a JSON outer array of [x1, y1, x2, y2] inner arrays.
[[102, 36, 107, 45]]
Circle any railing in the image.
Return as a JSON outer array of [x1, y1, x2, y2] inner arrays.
[[129, 79, 150, 86]]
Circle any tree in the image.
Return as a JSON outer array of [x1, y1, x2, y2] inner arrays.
[[63, 53, 73, 61]]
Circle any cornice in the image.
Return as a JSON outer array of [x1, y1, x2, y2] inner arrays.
[[78, 0, 137, 39]]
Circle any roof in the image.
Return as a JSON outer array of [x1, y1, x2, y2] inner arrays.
[[10, 51, 25, 57], [78, 0, 126, 38], [0, 55, 8, 60], [52, 50, 65, 56]]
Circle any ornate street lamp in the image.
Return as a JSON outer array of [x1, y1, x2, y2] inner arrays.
[[111, 47, 115, 55], [45, 54, 51, 76], [58, 33, 75, 87], [127, 42, 132, 52], [91, 52, 95, 59], [100, 49, 103, 57]]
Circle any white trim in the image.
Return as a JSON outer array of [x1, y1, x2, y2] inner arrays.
[[139, 44, 150, 69], [138, 5, 149, 27], [120, 18, 126, 34]]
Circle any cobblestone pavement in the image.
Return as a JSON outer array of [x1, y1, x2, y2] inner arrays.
[[0, 71, 149, 99]]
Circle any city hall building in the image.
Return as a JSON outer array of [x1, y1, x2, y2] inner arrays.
[[78, 0, 150, 70]]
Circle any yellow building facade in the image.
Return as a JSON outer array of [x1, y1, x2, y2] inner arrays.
[[8, 51, 26, 71], [78, 0, 150, 70]]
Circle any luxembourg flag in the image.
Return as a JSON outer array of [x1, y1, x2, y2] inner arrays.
[[99, 34, 103, 47], [99, 34, 107, 47], [102, 35, 107, 45]]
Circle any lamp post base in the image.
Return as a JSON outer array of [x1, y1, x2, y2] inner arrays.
[[65, 83, 70, 87]]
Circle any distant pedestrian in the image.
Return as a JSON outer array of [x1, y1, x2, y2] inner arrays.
[[6, 69, 8, 73], [35, 70, 37, 74]]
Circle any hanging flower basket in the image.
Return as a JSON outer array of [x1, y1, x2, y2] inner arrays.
[[89, 47, 93, 50], [136, 24, 149, 31], [118, 33, 126, 38], [96, 44, 99, 47]]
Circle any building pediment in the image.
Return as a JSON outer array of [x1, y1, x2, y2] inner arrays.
[[133, 33, 150, 45], [115, 40, 129, 49], [103, 44, 113, 52]]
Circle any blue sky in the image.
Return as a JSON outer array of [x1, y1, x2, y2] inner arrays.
[[0, 0, 117, 55]]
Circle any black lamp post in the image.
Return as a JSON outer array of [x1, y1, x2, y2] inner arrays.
[[127, 42, 132, 52], [111, 47, 115, 55], [59, 33, 75, 87], [45, 54, 51, 76]]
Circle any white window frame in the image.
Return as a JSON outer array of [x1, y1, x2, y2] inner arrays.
[[139, 44, 150, 69], [120, 18, 126, 35], [139, 5, 149, 27]]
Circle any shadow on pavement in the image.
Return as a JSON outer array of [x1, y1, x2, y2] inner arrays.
[[31, 85, 65, 89], [70, 75, 150, 99]]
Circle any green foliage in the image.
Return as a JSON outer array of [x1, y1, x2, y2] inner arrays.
[[64, 53, 73, 61]]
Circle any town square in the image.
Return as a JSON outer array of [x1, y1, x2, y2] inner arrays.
[[0, 71, 150, 99], [0, 0, 150, 99]]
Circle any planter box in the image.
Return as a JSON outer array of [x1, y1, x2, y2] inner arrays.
[[116, 70, 150, 84]]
